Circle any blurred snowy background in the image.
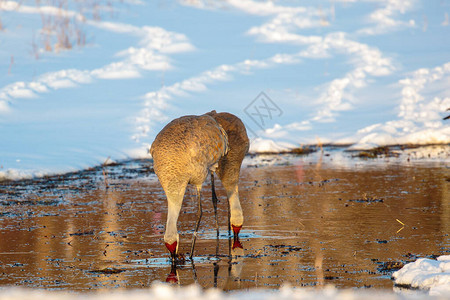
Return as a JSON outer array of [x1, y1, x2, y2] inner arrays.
[[0, 0, 449, 178]]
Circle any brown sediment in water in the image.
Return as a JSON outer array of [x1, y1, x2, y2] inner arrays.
[[0, 150, 448, 291]]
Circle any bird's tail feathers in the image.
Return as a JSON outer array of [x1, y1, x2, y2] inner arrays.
[[217, 123, 230, 156]]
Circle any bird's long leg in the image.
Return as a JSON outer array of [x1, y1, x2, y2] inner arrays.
[[227, 195, 232, 257], [211, 173, 220, 257], [211, 172, 219, 239], [189, 186, 202, 260], [226, 195, 231, 236]]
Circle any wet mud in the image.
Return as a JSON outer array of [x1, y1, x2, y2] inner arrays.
[[0, 149, 449, 291]]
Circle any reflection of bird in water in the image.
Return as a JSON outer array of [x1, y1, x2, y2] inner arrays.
[[166, 265, 179, 284], [229, 243, 245, 279], [151, 111, 248, 261], [165, 239, 245, 286]]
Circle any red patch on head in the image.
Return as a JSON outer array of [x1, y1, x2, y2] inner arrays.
[[232, 225, 242, 235], [165, 241, 177, 254]]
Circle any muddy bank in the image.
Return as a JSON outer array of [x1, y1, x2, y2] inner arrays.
[[0, 148, 449, 291]]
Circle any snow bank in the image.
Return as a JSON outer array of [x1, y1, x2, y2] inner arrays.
[[351, 125, 450, 150], [248, 138, 295, 153], [393, 255, 450, 297], [350, 63, 450, 150], [0, 283, 441, 300], [0, 0, 449, 180]]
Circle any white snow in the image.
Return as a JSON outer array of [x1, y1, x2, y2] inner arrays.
[[0, 0, 449, 179], [248, 137, 295, 153], [351, 63, 450, 149], [356, 0, 416, 36], [0, 282, 442, 300], [0, 3, 449, 295], [393, 255, 450, 297]]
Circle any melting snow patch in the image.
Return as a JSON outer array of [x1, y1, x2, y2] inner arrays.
[[393, 255, 450, 297], [248, 138, 295, 153], [0, 283, 442, 300]]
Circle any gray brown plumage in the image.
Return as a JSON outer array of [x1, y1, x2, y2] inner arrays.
[[206, 111, 249, 240], [150, 111, 249, 260], [150, 113, 229, 260]]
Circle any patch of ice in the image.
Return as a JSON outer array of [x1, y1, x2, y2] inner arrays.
[[393, 255, 450, 297]]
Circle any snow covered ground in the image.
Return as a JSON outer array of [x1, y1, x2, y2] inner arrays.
[[0, 281, 446, 300], [393, 255, 450, 297], [0, 0, 449, 178]]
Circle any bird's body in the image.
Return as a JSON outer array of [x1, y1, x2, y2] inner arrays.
[[206, 111, 249, 236], [151, 114, 228, 193], [150, 111, 248, 260]]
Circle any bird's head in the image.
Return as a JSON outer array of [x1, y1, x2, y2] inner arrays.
[[164, 233, 179, 260], [165, 241, 178, 259], [231, 224, 242, 250], [232, 224, 242, 236]]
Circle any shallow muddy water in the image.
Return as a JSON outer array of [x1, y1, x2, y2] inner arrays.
[[0, 149, 449, 291]]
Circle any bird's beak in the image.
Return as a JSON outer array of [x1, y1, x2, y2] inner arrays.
[[231, 225, 243, 249]]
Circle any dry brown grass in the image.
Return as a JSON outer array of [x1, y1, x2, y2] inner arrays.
[[1, 0, 120, 58], [38, 0, 81, 53]]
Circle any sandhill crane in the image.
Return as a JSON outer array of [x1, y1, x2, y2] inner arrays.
[[150, 111, 249, 261], [150, 113, 229, 260], [206, 111, 249, 246]]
